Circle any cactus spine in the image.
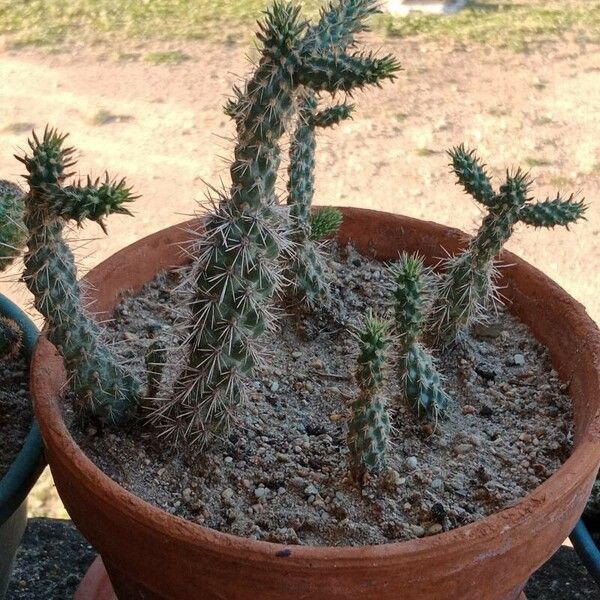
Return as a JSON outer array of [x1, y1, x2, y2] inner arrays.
[[153, 0, 399, 447], [431, 146, 587, 344], [0, 317, 22, 360], [286, 91, 353, 306], [393, 253, 449, 419], [347, 314, 391, 484], [17, 127, 140, 423], [0, 180, 26, 271]]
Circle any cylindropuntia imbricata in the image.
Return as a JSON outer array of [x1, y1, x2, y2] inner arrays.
[[17, 127, 141, 424], [149, 0, 400, 447], [431, 145, 587, 344], [393, 252, 449, 420], [0, 180, 26, 272], [0, 317, 22, 360], [347, 314, 391, 484]]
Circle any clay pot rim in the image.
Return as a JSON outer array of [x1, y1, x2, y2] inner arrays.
[[31, 208, 600, 565]]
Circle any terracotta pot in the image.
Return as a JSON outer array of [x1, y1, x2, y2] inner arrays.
[[31, 208, 600, 600]]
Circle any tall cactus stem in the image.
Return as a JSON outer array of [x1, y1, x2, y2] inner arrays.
[[153, 1, 399, 448]]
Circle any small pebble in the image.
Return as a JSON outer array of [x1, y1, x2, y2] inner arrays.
[[382, 468, 402, 489], [270, 381, 280, 393], [304, 484, 319, 496], [513, 353, 526, 366], [428, 523, 443, 535], [411, 525, 425, 537], [421, 423, 434, 436], [254, 487, 268, 498], [462, 405, 477, 415], [405, 456, 418, 470]]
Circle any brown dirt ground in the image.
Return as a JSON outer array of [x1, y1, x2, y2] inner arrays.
[[0, 33, 598, 518]]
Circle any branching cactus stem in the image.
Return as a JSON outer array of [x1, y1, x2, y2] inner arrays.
[[17, 127, 140, 424], [156, 0, 399, 448], [0, 180, 26, 272], [431, 145, 587, 344]]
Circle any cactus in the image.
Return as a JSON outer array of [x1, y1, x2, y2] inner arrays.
[[17, 127, 140, 424], [431, 145, 587, 344], [347, 314, 391, 484], [393, 253, 449, 420], [0, 317, 22, 360], [286, 92, 353, 306], [151, 0, 399, 447], [310, 205, 343, 241], [0, 180, 26, 271]]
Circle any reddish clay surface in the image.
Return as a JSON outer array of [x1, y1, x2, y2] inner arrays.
[[75, 557, 116, 600], [32, 208, 600, 600]]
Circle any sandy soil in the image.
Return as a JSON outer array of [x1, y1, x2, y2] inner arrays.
[[0, 35, 598, 323]]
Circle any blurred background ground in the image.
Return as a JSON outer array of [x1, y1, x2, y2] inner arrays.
[[0, 0, 599, 594]]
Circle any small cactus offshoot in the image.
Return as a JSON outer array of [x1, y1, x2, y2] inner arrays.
[[431, 145, 587, 344], [393, 253, 449, 420], [17, 127, 140, 424], [0, 317, 22, 360], [0, 180, 26, 272], [309, 206, 343, 241], [347, 314, 391, 484]]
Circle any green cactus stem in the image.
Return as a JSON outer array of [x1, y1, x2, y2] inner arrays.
[[17, 127, 140, 424], [0, 317, 22, 360], [431, 145, 587, 344], [347, 314, 391, 484], [283, 0, 399, 308], [0, 180, 26, 272], [393, 253, 449, 420], [153, 0, 399, 448], [286, 92, 353, 307]]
